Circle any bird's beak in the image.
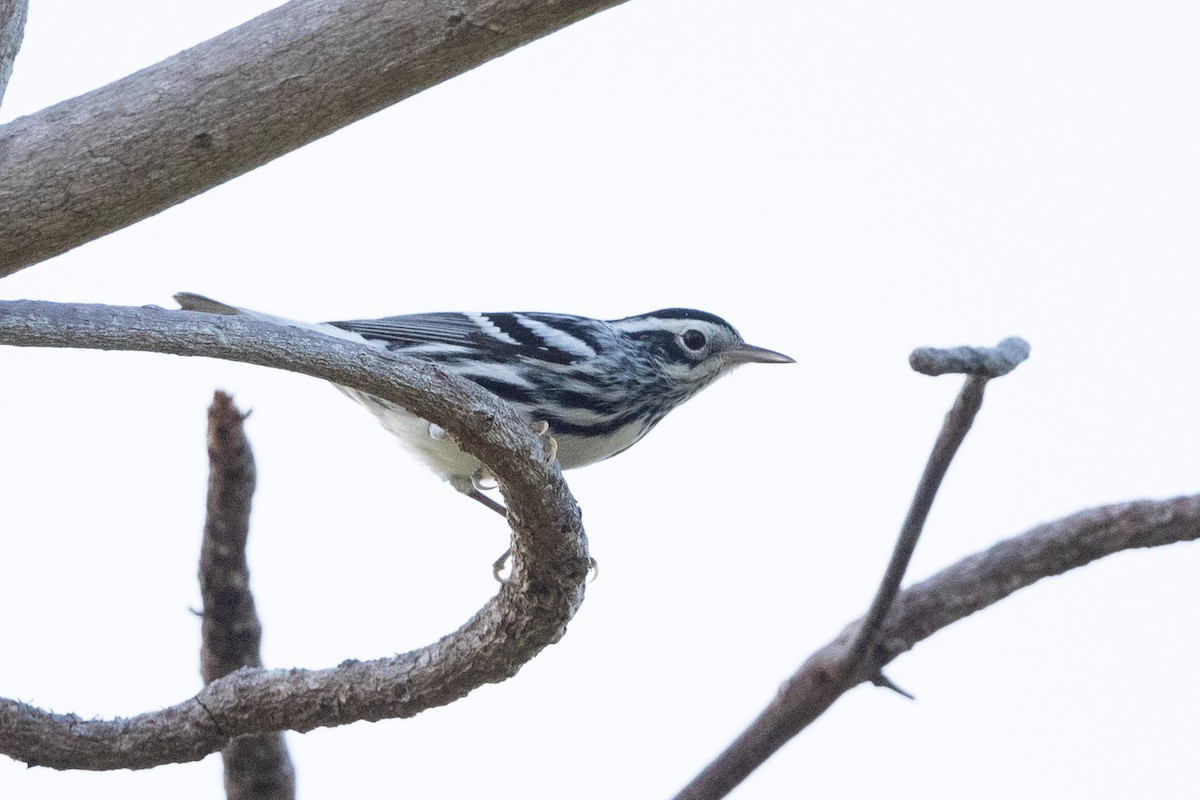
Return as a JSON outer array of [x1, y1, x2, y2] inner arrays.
[[727, 343, 795, 365]]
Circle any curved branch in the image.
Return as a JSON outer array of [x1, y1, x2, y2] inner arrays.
[[676, 494, 1200, 800], [0, 0, 629, 276], [0, 0, 27, 107], [0, 300, 588, 770]]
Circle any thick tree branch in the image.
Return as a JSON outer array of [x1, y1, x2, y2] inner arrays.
[[0, 0, 629, 276], [674, 495, 1200, 800], [0, 0, 27, 107], [201, 392, 295, 800], [0, 300, 588, 770]]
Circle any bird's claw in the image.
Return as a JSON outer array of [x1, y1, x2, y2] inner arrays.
[[493, 551, 599, 583], [492, 548, 511, 582], [530, 420, 558, 464], [471, 465, 497, 492]]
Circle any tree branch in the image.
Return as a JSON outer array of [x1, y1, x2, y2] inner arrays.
[[0, 299, 588, 770], [0, 0, 629, 276], [674, 496, 1200, 800], [201, 392, 262, 684], [840, 338, 1030, 689], [838, 374, 986, 687], [910, 336, 1031, 377], [0, 0, 27, 107], [201, 392, 295, 800]]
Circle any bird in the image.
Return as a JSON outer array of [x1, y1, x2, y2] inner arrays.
[[175, 293, 794, 516]]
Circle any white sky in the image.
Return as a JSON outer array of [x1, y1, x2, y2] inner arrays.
[[3, 2, 1199, 798]]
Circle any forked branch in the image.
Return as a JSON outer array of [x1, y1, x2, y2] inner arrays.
[[674, 494, 1200, 800], [678, 337, 1064, 799]]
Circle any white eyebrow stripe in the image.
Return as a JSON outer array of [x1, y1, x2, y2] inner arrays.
[[515, 315, 598, 358], [611, 317, 699, 335], [466, 312, 521, 345]]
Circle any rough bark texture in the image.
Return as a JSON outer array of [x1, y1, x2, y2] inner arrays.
[[201, 392, 263, 683], [0, 300, 588, 770], [673, 495, 1200, 800], [201, 392, 296, 800], [0, 0, 629, 275], [0, 0, 26, 107]]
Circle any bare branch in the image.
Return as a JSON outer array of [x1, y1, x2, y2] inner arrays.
[[0, 0, 27, 107], [0, 300, 588, 770], [674, 495, 1200, 800], [839, 374, 988, 684], [221, 738, 296, 800], [838, 338, 1030, 690], [200, 392, 295, 800], [910, 336, 1031, 377], [0, 0, 630, 276], [200, 392, 262, 682]]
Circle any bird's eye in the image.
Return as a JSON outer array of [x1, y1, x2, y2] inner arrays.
[[681, 330, 707, 351]]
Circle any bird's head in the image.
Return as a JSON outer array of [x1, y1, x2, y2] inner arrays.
[[610, 308, 793, 399]]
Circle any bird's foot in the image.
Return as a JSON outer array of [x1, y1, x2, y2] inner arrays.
[[491, 549, 599, 583], [471, 465, 497, 492], [529, 420, 558, 464]]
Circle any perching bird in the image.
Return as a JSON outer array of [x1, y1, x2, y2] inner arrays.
[[175, 293, 793, 514]]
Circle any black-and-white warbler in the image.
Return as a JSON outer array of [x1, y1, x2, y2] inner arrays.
[[176, 293, 793, 512]]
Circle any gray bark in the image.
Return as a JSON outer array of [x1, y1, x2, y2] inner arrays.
[[0, 300, 588, 770], [202, 392, 296, 800], [0, 0, 628, 276], [675, 495, 1200, 800], [0, 0, 28, 106]]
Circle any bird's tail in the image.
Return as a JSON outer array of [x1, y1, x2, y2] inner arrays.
[[174, 292, 241, 315], [174, 292, 369, 343]]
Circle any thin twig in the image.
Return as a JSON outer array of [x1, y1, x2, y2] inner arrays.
[[838, 374, 987, 682], [674, 337, 1031, 800], [200, 392, 295, 800], [841, 337, 1030, 683]]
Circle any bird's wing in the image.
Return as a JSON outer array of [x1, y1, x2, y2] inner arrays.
[[330, 313, 486, 347], [328, 312, 601, 365]]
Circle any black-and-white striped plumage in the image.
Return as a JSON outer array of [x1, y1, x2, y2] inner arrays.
[[175, 293, 793, 503]]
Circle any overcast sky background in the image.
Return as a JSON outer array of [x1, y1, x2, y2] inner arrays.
[[3, 2, 1199, 798]]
